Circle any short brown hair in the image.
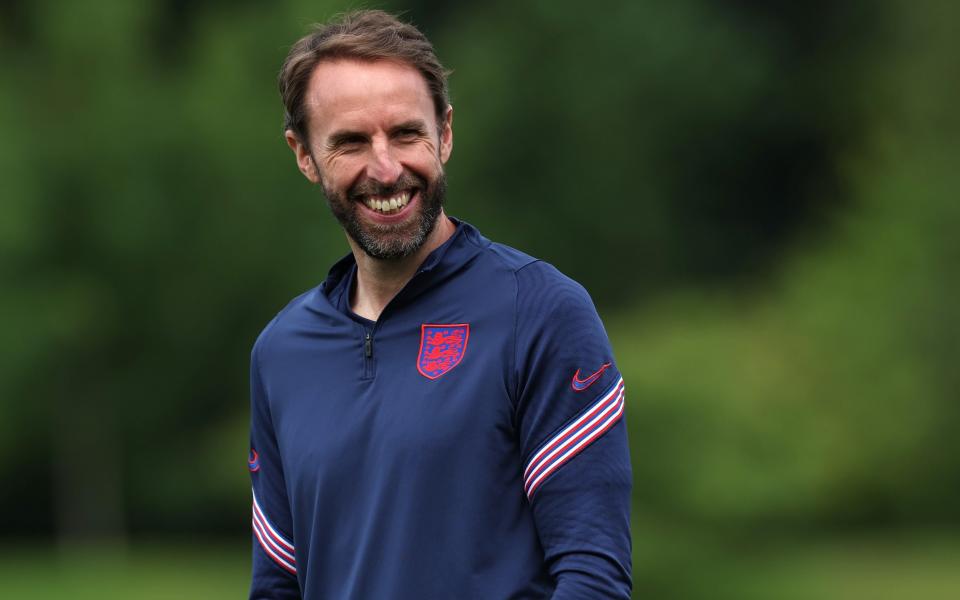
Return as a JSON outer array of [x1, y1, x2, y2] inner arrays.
[[278, 10, 451, 145]]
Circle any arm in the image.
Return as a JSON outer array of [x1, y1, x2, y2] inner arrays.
[[514, 262, 632, 599], [249, 342, 301, 600]]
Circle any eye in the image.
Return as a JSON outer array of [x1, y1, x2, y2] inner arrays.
[[328, 134, 368, 153], [340, 135, 366, 148], [395, 128, 423, 141]]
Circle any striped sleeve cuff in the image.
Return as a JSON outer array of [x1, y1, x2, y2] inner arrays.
[[523, 376, 626, 500], [252, 488, 297, 575]]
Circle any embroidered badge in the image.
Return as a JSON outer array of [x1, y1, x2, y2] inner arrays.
[[248, 449, 260, 472], [417, 323, 470, 379]]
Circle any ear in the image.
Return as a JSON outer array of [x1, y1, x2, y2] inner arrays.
[[438, 105, 454, 164], [285, 130, 321, 183]]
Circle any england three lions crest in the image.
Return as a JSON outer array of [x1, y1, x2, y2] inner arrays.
[[417, 323, 470, 379]]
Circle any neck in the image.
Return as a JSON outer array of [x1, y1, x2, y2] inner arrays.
[[349, 211, 456, 321]]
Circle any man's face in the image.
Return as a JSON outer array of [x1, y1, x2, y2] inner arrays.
[[287, 59, 453, 260]]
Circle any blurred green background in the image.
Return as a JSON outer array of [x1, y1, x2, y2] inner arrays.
[[1, 0, 958, 597]]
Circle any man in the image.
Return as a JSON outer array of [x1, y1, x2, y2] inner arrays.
[[249, 10, 631, 599]]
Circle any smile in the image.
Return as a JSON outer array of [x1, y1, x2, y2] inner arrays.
[[362, 190, 411, 215]]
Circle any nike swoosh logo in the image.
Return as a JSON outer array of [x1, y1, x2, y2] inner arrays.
[[571, 362, 612, 391]]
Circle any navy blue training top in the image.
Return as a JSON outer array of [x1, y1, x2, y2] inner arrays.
[[248, 220, 632, 599]]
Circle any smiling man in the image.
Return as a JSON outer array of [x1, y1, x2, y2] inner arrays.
[[248, 10, 632, 600]]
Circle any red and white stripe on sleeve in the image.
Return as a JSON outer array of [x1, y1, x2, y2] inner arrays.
[[523, 376, 626, 500], [252, 487, 297, 575]]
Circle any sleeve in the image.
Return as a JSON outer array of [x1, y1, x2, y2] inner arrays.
[[513, 262, 632, 599], [249, 340, 301, 600]]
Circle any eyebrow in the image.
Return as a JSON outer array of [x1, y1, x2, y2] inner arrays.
[[389, 120, 428, 135]]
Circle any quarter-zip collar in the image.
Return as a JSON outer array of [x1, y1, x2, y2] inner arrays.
[[311, 217, 488, 321]]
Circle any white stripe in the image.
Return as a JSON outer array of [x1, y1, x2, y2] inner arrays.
[[252, 500, 296, 557], [251, 488, 295, 552], [527, 391, 625, 498], [527, 395, 624, 498], [252, 506, 296, 562], [252, 517, 297, 573], [523, 377, 623, 479], [524, 387, 622, 489], [524, 384, 624, 489], [523, 377, 624, 480], [526, 390, 623, 495], [252, 515, 296, 568]]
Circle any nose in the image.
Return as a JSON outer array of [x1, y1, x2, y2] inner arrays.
[[367, 138, 402, 185]]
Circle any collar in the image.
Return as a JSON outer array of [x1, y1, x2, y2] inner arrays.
[[312, 217, 488, 319]]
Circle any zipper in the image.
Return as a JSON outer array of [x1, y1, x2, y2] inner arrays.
[[358, 267, 424, 380], [362, 329, 374, 380]]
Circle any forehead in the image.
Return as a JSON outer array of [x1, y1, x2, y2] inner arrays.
[[304, 58, 435, 137]]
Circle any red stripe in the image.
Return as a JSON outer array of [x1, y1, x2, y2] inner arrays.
[[252, 517, 297, 574], [524, 392, 622, 495], [524, 383, 623, 485], [523, 380, 624, 480], [524, 392, 620, 493], [527, 394, 625, 499], [252, 506, 296, 563], [252, 496, 295, 553]]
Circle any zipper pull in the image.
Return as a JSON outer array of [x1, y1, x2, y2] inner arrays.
[[364, 332, 372, 358]]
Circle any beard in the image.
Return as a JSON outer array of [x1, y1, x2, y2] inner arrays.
[[319, 168, 446, 260]]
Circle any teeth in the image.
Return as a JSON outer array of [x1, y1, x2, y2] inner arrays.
[[364, 191, 412, 214]]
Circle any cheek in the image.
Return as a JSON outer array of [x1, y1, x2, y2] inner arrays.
[[322, 157, 365, 188], [402, 145, 443, 173]]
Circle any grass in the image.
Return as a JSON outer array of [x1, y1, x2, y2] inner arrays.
[[634, 530, 960, 599], [0, 533, 957, 599], [0, 541, 249, 599]]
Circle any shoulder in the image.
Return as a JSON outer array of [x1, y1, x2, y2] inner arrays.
[[251, 286, 319, 363], [515, 260, 592, 304], [460, 224, 597, 318], [477, 245, 600, 340], [464, 225, 588, 295], [511, 257, 597, 324], [456, 220, 536, 272]]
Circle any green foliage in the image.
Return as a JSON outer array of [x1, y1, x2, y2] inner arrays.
[[0, 0, 956, 555], [615, 0, 960, 527], [442, 0, 874, 301]]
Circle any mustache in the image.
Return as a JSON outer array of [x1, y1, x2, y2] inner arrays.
[[349, 171, 424, 199]]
